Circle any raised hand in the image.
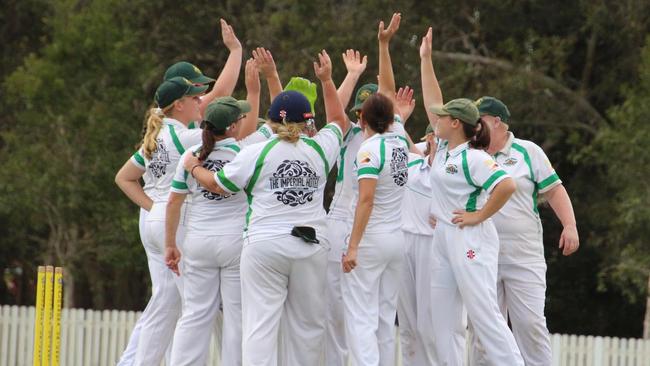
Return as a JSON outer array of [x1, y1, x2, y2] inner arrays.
[[378, 12, 401, 43], [313, 50, 333, 82], [252, 47, 278, 78], [395, 86, 416, 123], [420, 26, 433, 59], [244, 58, 260, 95], [220, 18, 241, 51], [342, 49, 368, 76]]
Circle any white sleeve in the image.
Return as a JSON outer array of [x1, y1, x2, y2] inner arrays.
[[313, 123, 343, 169], [215, 143, 261, 194], [239, 124, 273, 147], [170, 150, 191, 194], [356, 141, 381, 180], [468, 150, 509, 193], [177, 129, 203, 151], [530, 143, 562, 193], [130, 148, 146, 170]]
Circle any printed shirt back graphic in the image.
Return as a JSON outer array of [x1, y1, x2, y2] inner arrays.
[[429, 142, 509, 226], [354, 131, 409, 233], [401, 153, 434, 236], [170, 139, 247, 235], [491, 132, 562, 264], [214, 123, 343, 244], [329, 115, 407, 222]]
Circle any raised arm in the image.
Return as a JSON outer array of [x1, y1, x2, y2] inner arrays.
[[238, 58, 261, 140], [377, 13, 401, 103], [420, 27, 443, 127], [314, 50, 349, 135], [337, 49, 368, 109], [200, 19, 243, 115], [253, 47, 283, 102], [543, 184, 579, 256], [394, 86, 421, 154]]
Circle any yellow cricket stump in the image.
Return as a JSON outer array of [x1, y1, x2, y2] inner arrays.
[[32, 265, 63, 366]]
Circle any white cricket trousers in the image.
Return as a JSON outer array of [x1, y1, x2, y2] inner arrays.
[[341, 230, 404, 366], [398, 231, 449, 366], [170, 232, 243, 366], [430, 221, 523, 366], [240, 235, 328, 366], [324, 217, 350, 365], [469, 261, 551, 366], [117, 208, 178, 366], [132, 207, 185, 366]]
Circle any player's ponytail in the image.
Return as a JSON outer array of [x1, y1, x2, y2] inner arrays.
[[199, 124, 226, 161], [141, 106, 170, 159], [464, 118, 490, 150], [271, 122, 306, 143]]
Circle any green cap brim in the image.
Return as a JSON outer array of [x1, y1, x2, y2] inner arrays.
[[186, 84, 209, 96], [428, 105, 449, 116], [192, 75, 216, 84]]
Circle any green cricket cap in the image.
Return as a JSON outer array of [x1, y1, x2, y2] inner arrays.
[[350, 83, 378, 112], [429, 98, 480, 126], [476, 96, 510, 122], [203, 96, 251, 130], [164, 61, 216, 85], [284, 77, 317, 114], [154, 77, 208, 109]]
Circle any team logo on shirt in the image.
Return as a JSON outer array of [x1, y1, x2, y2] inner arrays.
[[503, 157, 518, 166], [149, 138, 170, 178], [270, 160, 320, 206], [200, 159, 233, 201], [390, 147, 408, 186], [445, 164, 458, 174], [484, 159, 499, 171]]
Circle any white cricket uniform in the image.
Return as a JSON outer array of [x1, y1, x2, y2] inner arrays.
[[324, 117, 407, 365], [168, 139, 246, 366], [470, 133, 561, 366], [215, 124, 342, 366], [397, 153, 441, 366], [341, 131, 408, 366], [429, 141, 524, 366]]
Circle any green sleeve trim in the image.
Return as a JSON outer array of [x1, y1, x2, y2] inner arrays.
[[258, 124, 272, 138], [482, 170, 507, 191], [301, 137, 330, 173], [171, 179, 188, 190], [336, 146, 348, 183], [408, 159, 424, 168], [538, 173, 560, 190], [358, 167, 380, 176], [168, 125, 185, 154], [511, 143, 535, 182], [216, 170, 241, 193], [461, 150, 481, 212], [132, 151, 145, 167], [323, 124, 343, 145], [244, 138, 282, 228], [224, 144, 241, 153], [378, 138, 386, 173]]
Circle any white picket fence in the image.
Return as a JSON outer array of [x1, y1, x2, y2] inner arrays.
[[1, 305, 650, 366]]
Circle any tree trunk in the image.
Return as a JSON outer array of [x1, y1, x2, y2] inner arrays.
[[643, 275, 650, 339]]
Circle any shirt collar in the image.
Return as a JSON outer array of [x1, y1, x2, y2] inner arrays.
[[497, 132, 515, 156], [214, 137, 237, 148], [447, 141, 470, 158], [163, 117, 187, 129]]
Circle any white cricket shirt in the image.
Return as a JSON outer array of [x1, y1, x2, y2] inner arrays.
[[401, 153, 434, 236], [214, 123, 343, 244]]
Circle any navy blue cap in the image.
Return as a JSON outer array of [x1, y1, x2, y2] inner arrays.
[[268, 91, 313, 123]]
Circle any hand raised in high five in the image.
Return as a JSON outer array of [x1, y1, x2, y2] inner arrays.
[[244, 58, 260, 95], [395, 86, 416, 123], [252, 47, 278, 78], [378, 12, 401, 43], [220, 18, 241, 51], [420, 26, 433, 59], [313, 50, 333, 82], [342, 49, 368, 76]]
